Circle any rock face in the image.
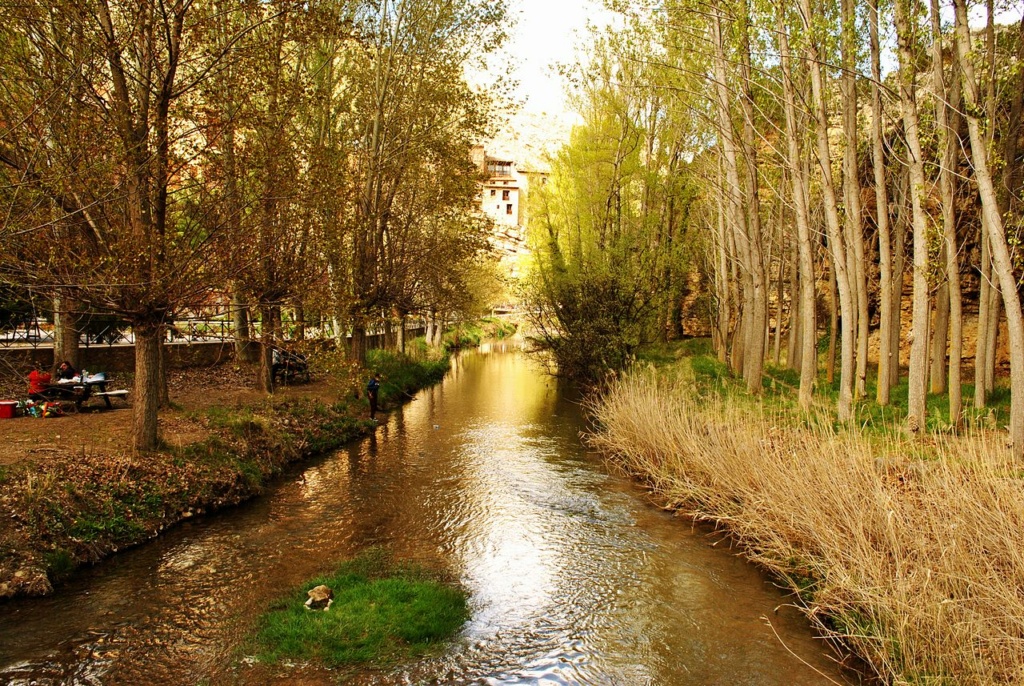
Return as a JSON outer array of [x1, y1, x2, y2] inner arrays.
[[304, 584, 334, 611]]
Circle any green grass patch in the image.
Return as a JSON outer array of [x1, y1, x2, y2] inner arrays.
[[251, 549, 468, 668], [640, 337, 1014, 440], [367, 348, 449, 406]]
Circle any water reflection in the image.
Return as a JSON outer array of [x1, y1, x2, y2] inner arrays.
[[0, 347, 853, 685]]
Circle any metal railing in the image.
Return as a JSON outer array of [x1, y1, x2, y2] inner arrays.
[[0, 316, 429, 349]]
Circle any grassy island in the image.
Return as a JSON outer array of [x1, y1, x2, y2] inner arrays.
[[251, 549, 468, 668]]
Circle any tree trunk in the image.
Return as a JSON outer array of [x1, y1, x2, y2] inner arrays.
[[157, 330, 170, 408], [976, 232, 991, 407], [930, 282, 950, 394], [871, 0, 892, 405], [930, 0, 963, 423], [985, 285, 1000, 394], [827, 261, 838, 386], [890, 173, 909, 389], [954, 0, 1024, 454], [778, 6, 817, 408], [52, 292, 80, 371], [294, 303, 305, 341], [737, 0, 767, 394], [231, 288, 256, 363], [773, 248, 784, 366], [895, 0, 932, 433], [257, 305, 275, 394], [716, 188, 731, 364], [801, 0, 855, 420], [842, 0, 868, 398], [786, 241, 800, 372], [351, 318, 368, 365], [712, 7, 754, 385], [397, 313, 407, 354], [132, 323, 161, 452]]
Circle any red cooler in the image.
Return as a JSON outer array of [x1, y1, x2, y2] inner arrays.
[[0, 401, 16, 419]]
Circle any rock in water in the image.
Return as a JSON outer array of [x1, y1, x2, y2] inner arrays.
[[305, 584, 334, 611]]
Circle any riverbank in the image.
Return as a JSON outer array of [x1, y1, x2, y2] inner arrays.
[[589, 344, 1024, 685], [0, 349, 449, 601]]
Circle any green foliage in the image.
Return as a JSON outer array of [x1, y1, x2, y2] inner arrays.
[[440, 317, 516, 351], [251, 549, 468, 668], [523, 37, 697, 382], [43, 548, 75, 580]]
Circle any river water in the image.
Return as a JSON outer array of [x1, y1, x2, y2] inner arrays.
[[0, 345, 854, 685]]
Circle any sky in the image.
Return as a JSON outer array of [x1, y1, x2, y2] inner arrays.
[[481, 0, 616, 158], [503, 0, 606, 118]]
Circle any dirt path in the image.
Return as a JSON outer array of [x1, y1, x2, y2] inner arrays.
[[0, 365, 356, 468]]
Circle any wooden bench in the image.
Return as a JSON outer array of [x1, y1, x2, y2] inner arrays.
[[91, 389, 130, 408]]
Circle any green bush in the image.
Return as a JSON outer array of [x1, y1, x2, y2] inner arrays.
[[366, 348, 449, 406]]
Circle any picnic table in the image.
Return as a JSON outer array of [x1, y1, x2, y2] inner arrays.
[[40, 375, 128, 411]]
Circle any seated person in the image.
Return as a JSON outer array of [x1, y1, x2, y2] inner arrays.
[[56, 360, 78, 380], [27, 362, 52, 400]]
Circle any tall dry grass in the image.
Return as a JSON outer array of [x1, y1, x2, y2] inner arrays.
[[589, 367, 1024, 685]]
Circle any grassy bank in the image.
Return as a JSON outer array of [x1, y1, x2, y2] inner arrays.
[[590, 345, 1024, 686], [250, 548, 468, 669], [440, 317, 517, 351], [0, 352, 450, 601]]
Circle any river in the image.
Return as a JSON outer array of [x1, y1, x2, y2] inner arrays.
[[0, 344, 854, 685]]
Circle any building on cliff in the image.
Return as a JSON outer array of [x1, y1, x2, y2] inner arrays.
[[470, 145, 548, 281]]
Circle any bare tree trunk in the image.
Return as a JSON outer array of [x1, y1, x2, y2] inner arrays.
[[985, 285, 1000, 394], [231, 288, 256, 363], [954, 0, 1024, 454], [890, 174, 909, 389], [716, 189, 731, 364], [870, 0, 893, 405], [132, 323, 161, 452], [842, 0, 868, 399], [786, 239, 800, 371], [801, 0, 855, 420], [712, 7, 754, 386], [930, 0, 963, 423], [351, 317, 368, 364], [895, 0, 932, 433], [827, 261, 838, 386], [294, 303, 305, 341], [778, 6, 817, 408], [52, 292, 80, 371], [773, 247, 785, 366], [257, 305, 274, 394], [976, 232, 991, 407], [157, 329, 170, 408], [397, 313, 407, 354], [930, 282, 950, 394], [737, 0, 767, 393]]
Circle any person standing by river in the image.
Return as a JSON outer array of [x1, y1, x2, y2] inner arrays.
[[367, 373, 381, 420]]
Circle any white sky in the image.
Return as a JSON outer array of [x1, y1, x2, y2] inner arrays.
[[479, 0, 616, 157], [503, 0, 609, 117]]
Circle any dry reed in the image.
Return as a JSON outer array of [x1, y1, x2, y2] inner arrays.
[[588, 367, 1024, 685]]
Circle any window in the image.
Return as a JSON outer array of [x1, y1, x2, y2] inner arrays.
[[506, 204, 513, 215], [502, 190, 510, 201], [487, 161, 513, 177], [490, 189, 496, 196]]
